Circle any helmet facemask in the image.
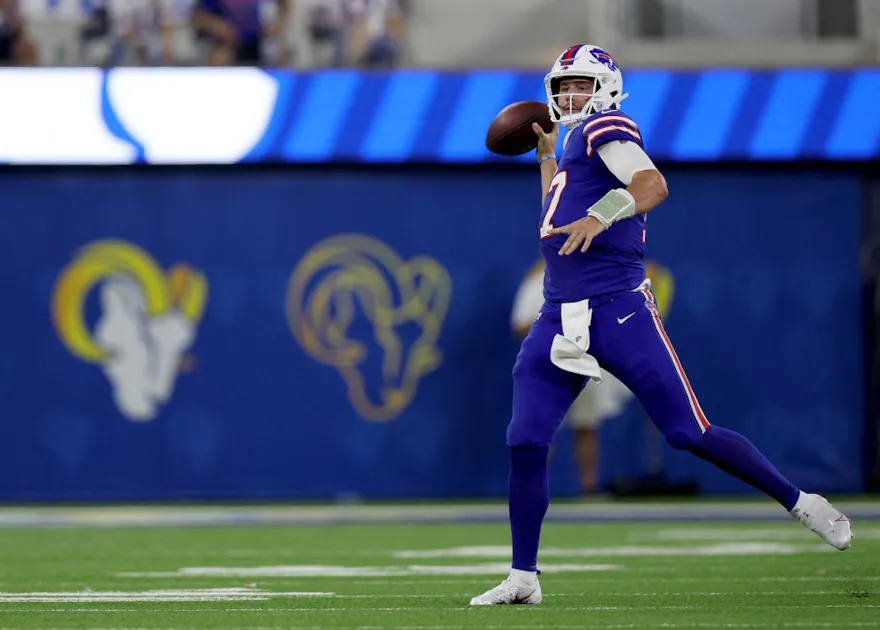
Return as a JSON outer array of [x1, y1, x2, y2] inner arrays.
[[544, 71, 624, 130]]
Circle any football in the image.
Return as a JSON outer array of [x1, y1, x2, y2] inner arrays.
[[485, 100, 554, 156]]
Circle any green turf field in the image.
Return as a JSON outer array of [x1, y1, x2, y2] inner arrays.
[[0, 503, 877, 629]]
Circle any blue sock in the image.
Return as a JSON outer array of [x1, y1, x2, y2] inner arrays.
[[509, 445, 550, 571], [693, 426, 801, 510]]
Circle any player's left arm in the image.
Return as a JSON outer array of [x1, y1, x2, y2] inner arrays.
[[551, 139, 667, 255], [598, 140, 667, 215]]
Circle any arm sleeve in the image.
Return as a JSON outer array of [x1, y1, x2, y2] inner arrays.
[[596, 140, 657, 186]]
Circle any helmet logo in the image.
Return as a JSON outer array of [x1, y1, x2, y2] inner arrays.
[[589, 47, 618, 71], [559, 45, 583, 66]]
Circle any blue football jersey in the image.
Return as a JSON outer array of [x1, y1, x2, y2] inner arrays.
[[539, 109, 648, 302]]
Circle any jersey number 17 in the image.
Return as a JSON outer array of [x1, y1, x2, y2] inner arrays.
[[540, 170, 567, 240]]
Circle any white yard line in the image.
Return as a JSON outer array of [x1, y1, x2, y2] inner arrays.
[[2, 604, 877, 612], [1, 624, 879, 630], [0, 589, 334, 603], [8, 590, 864, 602]]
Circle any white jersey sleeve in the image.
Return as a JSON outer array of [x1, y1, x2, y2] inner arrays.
[[596, 140, 657, 186]]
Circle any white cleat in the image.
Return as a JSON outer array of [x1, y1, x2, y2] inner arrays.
[[790, 492, 852, 550], [469, 572, 542, 606]]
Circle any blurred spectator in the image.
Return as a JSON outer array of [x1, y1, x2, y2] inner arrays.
[[0, 0, 38, 66], [191, 0, 291, 66], [108, 0, 176, 66], [305, 0, 405, 68], [303, 0, 344, 66]]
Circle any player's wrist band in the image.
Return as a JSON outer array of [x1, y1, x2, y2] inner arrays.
[[586, 188, 636, 228], [537, 154, 556, 164]]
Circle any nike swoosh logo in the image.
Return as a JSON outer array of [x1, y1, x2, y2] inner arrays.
[[617, 313, 635, 324]]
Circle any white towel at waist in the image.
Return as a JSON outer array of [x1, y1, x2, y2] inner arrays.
[[549, 298, 603, 381]]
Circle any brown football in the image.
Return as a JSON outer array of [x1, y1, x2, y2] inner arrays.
[[485, 100, 554, 156]]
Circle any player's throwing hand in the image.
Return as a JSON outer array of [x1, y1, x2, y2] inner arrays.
[[532, 122, 559, 158], [549, 216, 607, 255]]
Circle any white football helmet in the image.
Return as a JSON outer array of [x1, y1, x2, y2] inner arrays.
[[544, 45, 628, 130]]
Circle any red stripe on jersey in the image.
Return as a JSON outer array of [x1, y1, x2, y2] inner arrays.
[[582, 115, 639, 136], [641, 289, 710, 432], [585, 125, 643, 156]]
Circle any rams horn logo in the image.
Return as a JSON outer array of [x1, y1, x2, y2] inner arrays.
[[51, 240, 208, 421], [644, 260, 675, 319], [286, 235, 452, 422]]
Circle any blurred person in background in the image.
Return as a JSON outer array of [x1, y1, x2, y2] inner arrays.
[[303, 0, 344, 66], [0, 0, 37, 65], [511, 258, 673, 496], [344, 0, 405, 68], [107, 0, 177, 66], [305, 0, 404, 68], [192, 0, 291, 66]]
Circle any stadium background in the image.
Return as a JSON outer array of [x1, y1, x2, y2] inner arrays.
[[0, 4, 879, 629], [0, 0, 877, 503]]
